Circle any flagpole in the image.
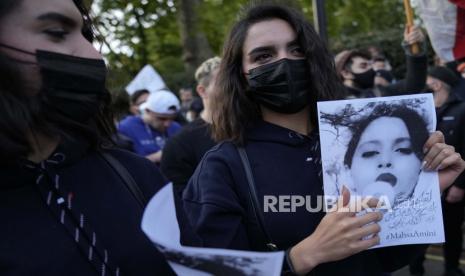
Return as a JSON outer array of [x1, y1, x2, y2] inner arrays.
[[403, 0, 420, 54], [313, 0, 328, 44]]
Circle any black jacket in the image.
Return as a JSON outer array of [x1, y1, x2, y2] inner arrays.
[[183, 120, 424, 275], [161, 118, 216, 191], [452, 78, 465, 100], [0, 140, 174, 275], [436, 93, 465, 189]]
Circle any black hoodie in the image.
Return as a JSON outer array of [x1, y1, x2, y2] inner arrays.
[[0, 140, 174, 275]]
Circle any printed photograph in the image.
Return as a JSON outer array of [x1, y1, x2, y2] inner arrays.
[[318, 94, 445, 247]]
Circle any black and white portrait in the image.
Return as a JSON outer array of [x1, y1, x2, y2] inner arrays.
[[318, 94, 444, 247]]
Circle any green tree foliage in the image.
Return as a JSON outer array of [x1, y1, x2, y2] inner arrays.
[[94, 0, 414, 93], [94, 0, 183, 91], [326, 0, 405, 40], [199, 0, 250, 54], [325, 0, 411, 77]]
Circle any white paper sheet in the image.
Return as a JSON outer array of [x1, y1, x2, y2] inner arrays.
[[141, 184, 284, 276], [317, 94, 444, 248], [126, 64, 167, 95]]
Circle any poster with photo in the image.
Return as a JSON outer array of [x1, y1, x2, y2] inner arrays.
[[141, 183, 284, 276], [317, 93, 444, 247]]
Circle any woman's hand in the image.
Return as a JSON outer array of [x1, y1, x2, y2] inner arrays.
[[288, 187, 382, 275], [422, 131, 465, 193]]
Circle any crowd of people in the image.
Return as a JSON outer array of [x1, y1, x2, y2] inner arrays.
[[1, 0, 465, 275]]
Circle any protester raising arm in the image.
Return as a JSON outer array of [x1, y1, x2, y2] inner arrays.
[[380, 25, 428, 96]]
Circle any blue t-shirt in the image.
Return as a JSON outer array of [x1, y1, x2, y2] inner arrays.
[[117, 115, 182, 156]]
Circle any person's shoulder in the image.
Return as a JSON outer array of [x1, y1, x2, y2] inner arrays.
[[119, 115, 140, 124], [454, 100, 465, 120], [203, 141, 236, 159], [447, 97, 465, 115], [183, 141, 241, 200], [186, 141, 237, 174], [118, 115, 142, 129]]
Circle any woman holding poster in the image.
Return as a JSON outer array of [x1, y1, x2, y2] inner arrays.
[[182, 2, 465, 275]]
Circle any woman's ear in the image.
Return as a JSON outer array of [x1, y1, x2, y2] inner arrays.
[[196, 84, 207, 99]]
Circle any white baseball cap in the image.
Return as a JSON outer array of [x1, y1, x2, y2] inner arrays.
[[141, 90, 180, 115]]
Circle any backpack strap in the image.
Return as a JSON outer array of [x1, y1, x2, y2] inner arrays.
[[99, 151, 147, 208], [236, 146, 278, 251]]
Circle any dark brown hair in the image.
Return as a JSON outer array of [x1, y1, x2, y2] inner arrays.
[[212, 2, 345, 144], [0, 0, 114, 164]]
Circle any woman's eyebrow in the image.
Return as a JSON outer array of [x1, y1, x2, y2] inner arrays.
[[36, 12, 78, 28], [248, 46, 274, 56], [287, 39, 299, 47]]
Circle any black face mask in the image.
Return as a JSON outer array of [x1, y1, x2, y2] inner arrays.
[[246, 58, 311, 114], [0, 43, 107, 123], [352, 68, 375, 89]]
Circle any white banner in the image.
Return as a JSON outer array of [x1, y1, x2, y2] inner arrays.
[[126, 64, 167, 95], [412, 0, 458, 61]]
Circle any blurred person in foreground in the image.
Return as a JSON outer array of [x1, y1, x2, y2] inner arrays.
[[0, 0, 175, 274]]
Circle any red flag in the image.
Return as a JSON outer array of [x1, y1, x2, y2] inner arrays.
[[450, 0, 465, 59]]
